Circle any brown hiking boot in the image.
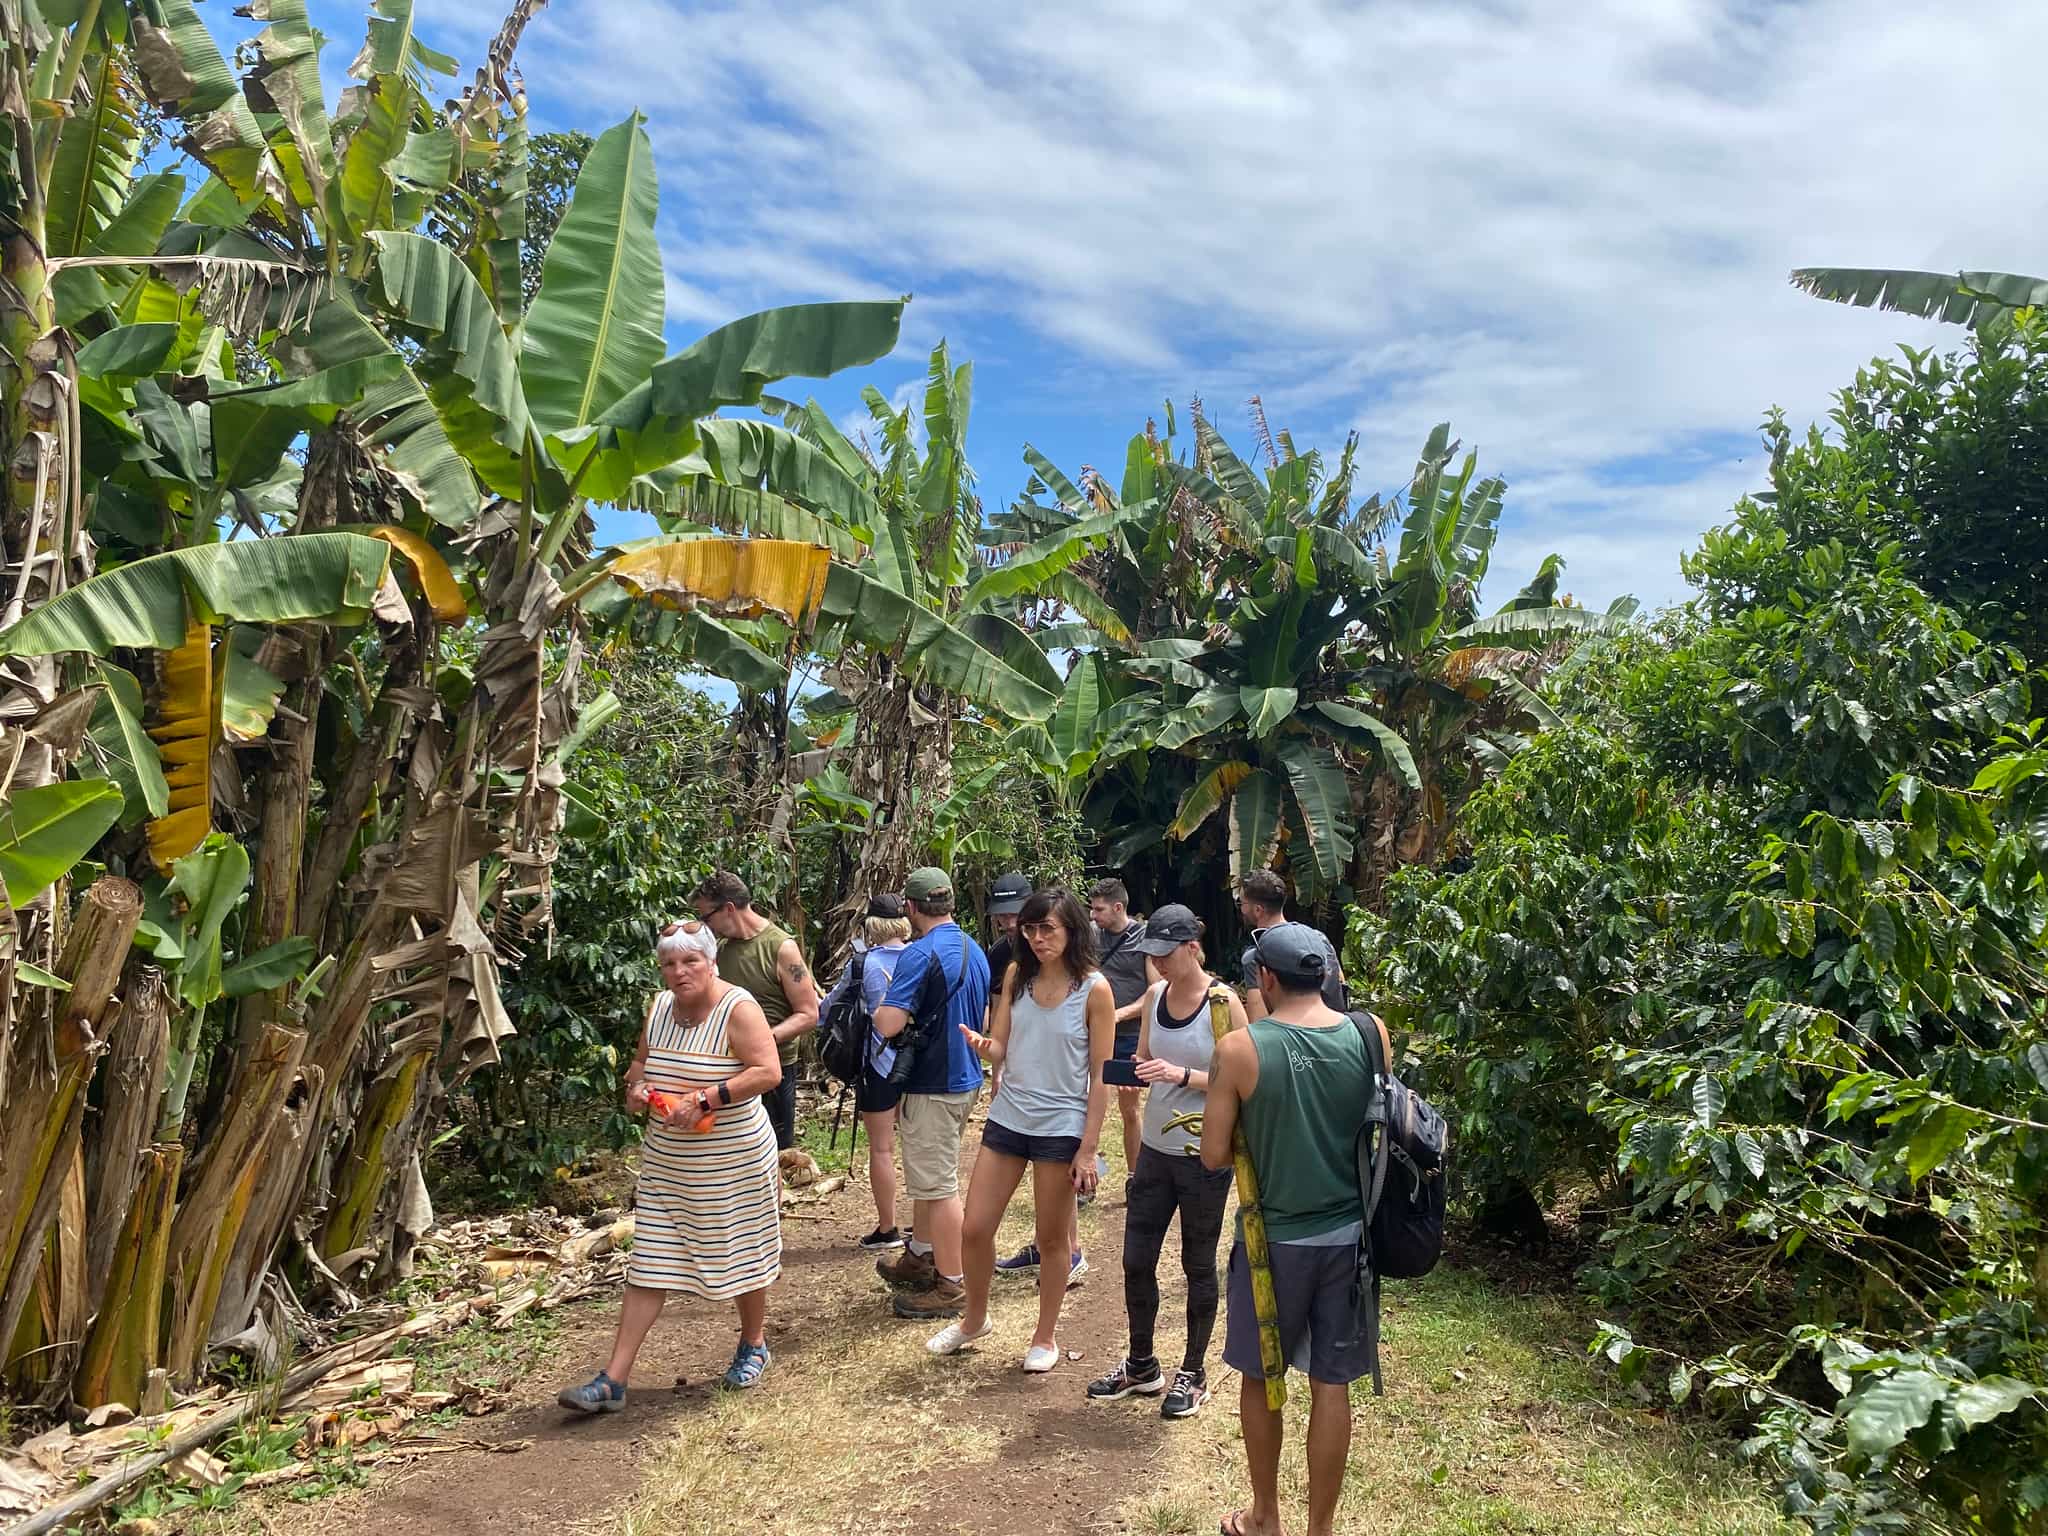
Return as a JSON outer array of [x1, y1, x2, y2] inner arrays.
[[876, 1246, 937, 1291], [891, 1277, 966, 1319]]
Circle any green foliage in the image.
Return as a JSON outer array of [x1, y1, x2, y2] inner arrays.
[[1353, 340, 2048, 1534]]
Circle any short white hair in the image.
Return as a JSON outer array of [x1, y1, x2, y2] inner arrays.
[[656, 922, 718, 967]]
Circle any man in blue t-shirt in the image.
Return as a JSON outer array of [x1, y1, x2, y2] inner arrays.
[[872, 866, 990, 1320]]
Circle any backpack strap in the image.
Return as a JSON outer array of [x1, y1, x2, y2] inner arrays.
[[1351, 1011, 1393, 1227]]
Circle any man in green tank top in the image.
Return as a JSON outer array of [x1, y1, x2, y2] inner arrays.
[[1201, 923, 1386, 1536], [694, 871, 820, 1151]]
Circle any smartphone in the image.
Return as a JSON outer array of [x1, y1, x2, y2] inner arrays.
[[1101, 1058, 1144, 1088]]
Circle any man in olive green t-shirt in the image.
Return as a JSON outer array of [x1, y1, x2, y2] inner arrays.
[[694, 871, 820, 1150], [1202, 922, 1385, 1536]]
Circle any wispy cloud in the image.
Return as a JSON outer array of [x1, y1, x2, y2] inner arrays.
[[420, 0, 2044, 607]]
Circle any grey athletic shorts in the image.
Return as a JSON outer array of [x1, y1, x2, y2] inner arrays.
[[1221, 1236, 1378, 1385]]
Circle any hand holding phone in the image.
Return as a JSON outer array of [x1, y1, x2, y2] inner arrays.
[[1101, 1058, 1143, 1088]]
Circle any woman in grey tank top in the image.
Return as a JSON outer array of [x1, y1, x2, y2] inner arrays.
[[1085, 904, 1249, 1419], [934, 889, 1116, 1373]]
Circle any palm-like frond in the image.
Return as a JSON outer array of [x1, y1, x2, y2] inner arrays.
[[1789, 267, 2048, 327]]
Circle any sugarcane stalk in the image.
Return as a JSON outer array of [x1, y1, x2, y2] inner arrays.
[[1209, 984, 1286, 1411]]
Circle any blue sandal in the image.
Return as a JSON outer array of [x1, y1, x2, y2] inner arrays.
[[720, 1341, 771, 1390], [557, 1369, 626, 1413]]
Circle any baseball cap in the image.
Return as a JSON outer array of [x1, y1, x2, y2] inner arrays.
[[1136, 903, 1201, 955], [988, 871, 1031, 916], [1251, 921, 1329, 985], [905, 867, 953, 902], [866, 892, 907, 919]]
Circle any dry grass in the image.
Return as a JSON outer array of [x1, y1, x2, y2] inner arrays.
[[1117, 1267, 1790, 1536]]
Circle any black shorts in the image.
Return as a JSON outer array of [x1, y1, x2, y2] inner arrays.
[[1222, 1235, 1378, 1385], [980, 1118, 1083, 1165], [1112, 1030, 1141, 1063], [856, 1070, 902, 1115]]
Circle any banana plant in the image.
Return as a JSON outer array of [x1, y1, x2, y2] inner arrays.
[[1790, 267, 2048, 328]]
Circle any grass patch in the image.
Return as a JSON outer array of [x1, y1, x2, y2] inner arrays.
[[1118, 1267, 1788, 1536], [792, 1095, 858, 1177]]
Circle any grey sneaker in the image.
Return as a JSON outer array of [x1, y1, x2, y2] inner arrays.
[[1161, 1368, 1210, 1418], [1087, 1357, 1165, 1400]]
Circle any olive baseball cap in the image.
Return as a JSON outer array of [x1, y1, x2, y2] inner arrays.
[[905, 867, 953, 902], [1251, 921, 1329, 985], [1136, 903, 1201, 955], [988, 871, 1031, 916]]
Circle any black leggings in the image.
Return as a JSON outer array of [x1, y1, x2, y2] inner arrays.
[[1122, 1143, 1234, 1374]]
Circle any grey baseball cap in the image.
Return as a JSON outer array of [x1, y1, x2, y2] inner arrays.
[[988, 871, 1031, 916], [1136, 903, 1201, 955], [1251, 921, 1330, 986]]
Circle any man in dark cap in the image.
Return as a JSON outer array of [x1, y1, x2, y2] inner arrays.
[[984, 871, 1031, 1003], [1201, 923, 1389, 1536]]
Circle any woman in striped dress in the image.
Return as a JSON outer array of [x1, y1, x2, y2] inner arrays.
[[558, 920, 783, 1411]]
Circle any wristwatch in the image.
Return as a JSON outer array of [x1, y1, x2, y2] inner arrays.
[[717, 1081, 733, 1106], [1182, 1066, 1193, 1087]]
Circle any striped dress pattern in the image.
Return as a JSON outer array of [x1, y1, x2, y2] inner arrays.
[[627, 985, 782, 1299]]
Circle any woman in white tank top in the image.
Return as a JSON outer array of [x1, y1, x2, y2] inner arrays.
[[930, 889, 1116, 1373]]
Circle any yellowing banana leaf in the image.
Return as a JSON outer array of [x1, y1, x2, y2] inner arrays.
[[359, 525, 468, 623], [147, 617, 220, 871], [1170, 759, 1254, 840], [609, 537, 831, 627], [0, 533, 393, 657]]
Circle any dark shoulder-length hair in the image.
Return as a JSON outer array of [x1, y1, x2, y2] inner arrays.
[[1009, 888, 1096, 996]]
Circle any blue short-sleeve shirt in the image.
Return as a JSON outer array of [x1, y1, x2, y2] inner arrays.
[[883, 921, 989, 1095]]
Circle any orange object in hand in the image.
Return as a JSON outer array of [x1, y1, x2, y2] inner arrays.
[[645, 1089, 714, 1132]]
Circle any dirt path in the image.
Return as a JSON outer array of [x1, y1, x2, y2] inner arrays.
[[298, 1132, 1176, 1536]]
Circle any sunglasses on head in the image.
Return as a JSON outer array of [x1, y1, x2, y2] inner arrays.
[[659, 918, 709, 938]]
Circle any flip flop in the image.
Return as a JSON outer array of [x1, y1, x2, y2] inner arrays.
[[1219, 1511, 1275, 1536]]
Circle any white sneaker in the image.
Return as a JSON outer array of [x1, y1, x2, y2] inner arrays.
[[927, 1317, 993, 1356], [1021, 1342, 1060, 1373]]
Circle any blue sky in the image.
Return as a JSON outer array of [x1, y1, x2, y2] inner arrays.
[[305, 0, 2048, 613]]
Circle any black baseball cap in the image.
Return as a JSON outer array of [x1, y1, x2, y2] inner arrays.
[[1136, 903, 1201, 955], [988, 872, 1031, 916], [866, 892, 906, 920], [1251, 921, 1329, 985]]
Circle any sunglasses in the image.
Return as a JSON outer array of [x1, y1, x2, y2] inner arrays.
[[659, 918, 710, 938], [1020, 920, 1065, 938]]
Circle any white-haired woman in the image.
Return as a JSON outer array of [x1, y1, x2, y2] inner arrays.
[[558, 918, 783, 1410]]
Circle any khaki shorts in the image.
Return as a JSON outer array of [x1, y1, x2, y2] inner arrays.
[[897, 1089, 976, 1201]]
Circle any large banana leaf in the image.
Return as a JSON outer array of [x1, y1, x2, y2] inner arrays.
[[46, 50, 143, 260], [690, 418, 875, 534], [0, 533, 394, 656], [1155, 684, 1241, 752], [86, 661, 171, 822], [1239, 684, 1298, 738], [819, 562, 1056, 722], [245, 0, 338, 204], [958, 611, 1064, 697], [1169, 759, 1253, 840], [0, 781, 126, 908], [1021, 444, 1089, 513], [350, 0, 457, 88], [1446, 604, 1624, 645], [1195, 417, 1268, 518], [629, 474, 863, 562], [659, 611, 789, 695], [1276, 737, 1354, 890], [54, 170, 186, 325], [1789, 267, 2048, 326], [1049, 654, 1106, 768], [609, 537, 832, 627], [521, 112, 666, 436], [1228, 767, 1282, 876], [959, 505, 1146, 611], [358, 526, 467, 623], [1311, 700, 1421, 788], [571, 300, 907, 498]]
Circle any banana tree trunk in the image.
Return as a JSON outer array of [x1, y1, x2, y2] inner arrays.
[[76, 1143, 180, 1410], [84, 958, 168, 1317], [318, 1043, 432, 1284], [0, 877, 141, 1369], [829, 661, 955, 964]]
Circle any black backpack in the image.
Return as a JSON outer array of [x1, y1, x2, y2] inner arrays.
[[1353, 1011, 1448, 1282], [885, 928, 968, 1086], [819, 952, 870, 1087]]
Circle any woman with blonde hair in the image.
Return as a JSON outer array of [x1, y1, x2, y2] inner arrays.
[[818, 893, 915, 1249], [557, 918, 783, 1410]]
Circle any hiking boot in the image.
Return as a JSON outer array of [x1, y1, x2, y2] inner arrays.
[[858, 1225, 905, 1252], [877, 1247, 937, 1291], [1087, 1357, 1165, 1401], [892, 1277, 966, 1319], [1161, 1368, 1209, 1418], [995, 1242, 1042, 1276]]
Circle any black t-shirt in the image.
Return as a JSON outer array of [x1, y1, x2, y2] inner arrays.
[[986, 934, 1016, 1002]]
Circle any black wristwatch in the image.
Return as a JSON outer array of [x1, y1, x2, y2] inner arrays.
[[1182, 1066, 1192, 1087], [717, 1081, 733, 1106]]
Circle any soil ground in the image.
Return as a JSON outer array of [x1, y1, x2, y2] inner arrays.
[[192, 1117, 1786, 1536]]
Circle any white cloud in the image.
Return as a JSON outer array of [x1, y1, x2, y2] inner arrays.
[[487, 0, 2044, 609]]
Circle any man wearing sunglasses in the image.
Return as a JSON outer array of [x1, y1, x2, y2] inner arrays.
[[692, 870, 821, 1151]]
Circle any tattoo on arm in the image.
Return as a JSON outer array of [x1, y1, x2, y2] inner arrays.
[[784, 960, 810, 984]]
